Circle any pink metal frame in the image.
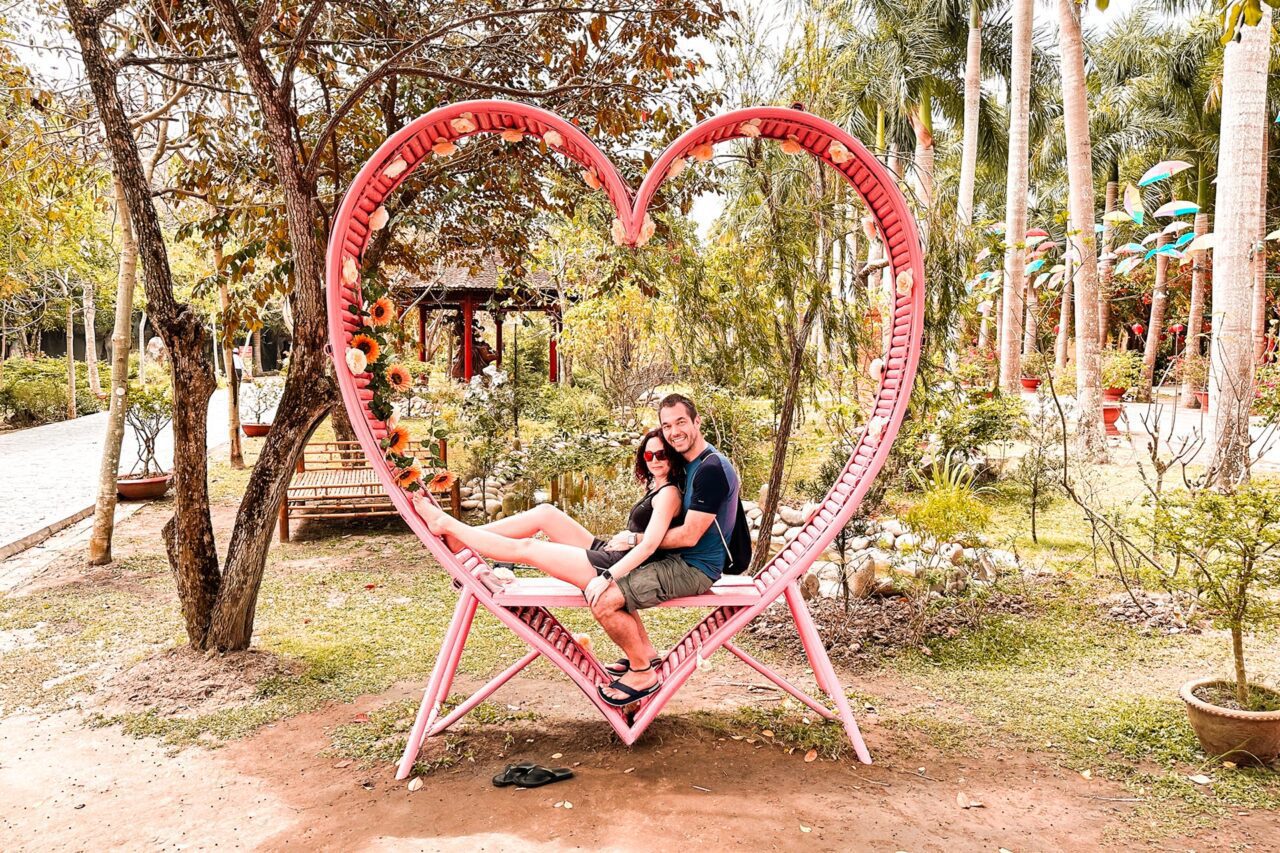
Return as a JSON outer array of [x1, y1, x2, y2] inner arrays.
[[324, 101, 926, 779]]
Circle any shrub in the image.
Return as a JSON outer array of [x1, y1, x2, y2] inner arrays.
[[0, 357, 109, 426], [1256, 364, 1280, 422], [542, 383, 613, 433], [904, 453, 992, 546], [935, 392, 1024, 461], [692, 384, 770, 489], [1177, 353, 1208, 390], [1101, 349, 1143, 390], [242, 378, 284, 423], [124, 382, 173, 478], [1021, 350, 1051, 379]]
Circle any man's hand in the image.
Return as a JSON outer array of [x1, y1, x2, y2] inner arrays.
[[605, 531, 635, 552], [584, 575, 612, 606]]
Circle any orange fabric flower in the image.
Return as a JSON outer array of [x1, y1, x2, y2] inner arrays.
[[384, 425, 410, 455], [394, 464, 422, 489], [428, 470, 456, 493], [351, 334, 380, 363], [386, 364, 412, 392], [367, 297, 395, 327]]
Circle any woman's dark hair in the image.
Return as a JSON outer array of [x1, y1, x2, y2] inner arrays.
[[633, 428, 687, 488]]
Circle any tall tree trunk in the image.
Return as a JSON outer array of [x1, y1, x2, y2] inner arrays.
[[1022, 276, 1039, 358], [999, 0, 1034, 392], [1138, 233, 1171, 401], [1098, 165, 1119, 346], [88, 178, 139, 565], [1055, 259, 1073, 370], [65, 287, 76, 420], [1059, 0, 1105, 458], [215, 239, 245, 468], [83, 282, 100, 397], [912, 84, 934, 210], [956, 0, 982, 226], [68, 0, 221, 636], [1251, 124, 1270, 362], [1208, 7, 1272, 486], [1182, 167, 1212, 406]]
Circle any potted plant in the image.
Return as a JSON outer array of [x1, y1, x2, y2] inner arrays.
[[118, 382, 174, 500], [1100, 348, 1142, 402], [1179, 353, 1209, 410], [1020, 351, 1050, 391], [241, 378, 283, 437], [1154, 481, 1280, 764]]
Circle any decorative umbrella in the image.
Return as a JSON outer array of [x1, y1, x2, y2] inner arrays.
[[1141, 232, 1160, 246], [1026, 234, 1049, 248], [1266, 228, 1280, 241], [1103, 210, 1133, 225], [1144, 244, 1183, 260], [1115, 257, 1140, 275], [1025, 258, 1046, 274], [1174, 232, 1195, 249], [1117, 242, 1145, 255], [975, 247, 991, 263], [1026, 228, 1051, 238], [1153, 199, 1200, 217], [1123, 184, 1145, 225], [1163, 221, 1194, 234], [1137, 160, 1193, 187]]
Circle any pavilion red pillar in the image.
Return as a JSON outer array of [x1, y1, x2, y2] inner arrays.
[[495, 312, 503, 366], [463, 297, 474, 381], [417, 305, 427, 362]]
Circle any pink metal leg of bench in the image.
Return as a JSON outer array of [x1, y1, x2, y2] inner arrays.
[[722, 639, 837, 721], [396, 590, 478, 780], [429, 648, 541, 736], [785, 584, 872, 764]]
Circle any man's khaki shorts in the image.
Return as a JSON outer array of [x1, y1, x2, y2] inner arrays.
[[615, 554, 714, 613]]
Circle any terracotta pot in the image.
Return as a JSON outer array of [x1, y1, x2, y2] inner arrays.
[[117, 472, 173, 500], [1102, 387, 1126, 402], [1102, 403, 1124, 436], [242, 422, 272, 437], [1020, 376, 1042, 391], [1181, 677, 1280, 765], [1195, 391, 1209, 411]]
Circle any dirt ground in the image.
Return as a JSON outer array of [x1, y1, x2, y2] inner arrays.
[[1, 502, 1276, 851]]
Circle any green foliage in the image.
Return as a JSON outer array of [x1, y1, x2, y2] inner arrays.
[[796, 440, 855, 503], [935, 392, 1025, 461], [1101, 349, 1144, 390], [1177, 353, 1208, 390], [458, 369, 516, 507], [693, 384, 771, 490], [1252, 363, 1280, 421], [1021, 350, 1052, 379], [541, 383, 613, 433], [904, 454, 992, 545], [0, 356, 108, 426], [241, 377, 282, 423]]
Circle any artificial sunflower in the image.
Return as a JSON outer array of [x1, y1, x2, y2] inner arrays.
[[394, 464, 423, 488], [351, 333, 380, 363], [384, 425, 410, 455], [386, 363, 412, 392], [427, 470, 456, 493], [367, 296, 395, 327]]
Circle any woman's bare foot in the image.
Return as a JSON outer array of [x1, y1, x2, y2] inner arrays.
[[411, 494, 464, 551]]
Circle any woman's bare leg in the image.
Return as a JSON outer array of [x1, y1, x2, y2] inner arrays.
[[478, 503, 595, 549], [415, 496, 596, 588]]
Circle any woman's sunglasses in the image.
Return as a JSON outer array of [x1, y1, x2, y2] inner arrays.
[[643, 449, 668, 462]]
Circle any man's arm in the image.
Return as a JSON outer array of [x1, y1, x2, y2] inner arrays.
[[658, 509, 715, 549]]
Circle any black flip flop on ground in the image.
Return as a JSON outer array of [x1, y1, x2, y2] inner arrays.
[[492, 761, 537, 787], [512, 766, 574, 788]]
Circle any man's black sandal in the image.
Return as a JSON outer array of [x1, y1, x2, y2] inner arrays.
[[597, 665, 660, 708], [603, 656, 661, 676], [512, 766, 574, 788]]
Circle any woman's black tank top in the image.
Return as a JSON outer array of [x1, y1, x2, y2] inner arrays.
[[627, 482, 684, 534]]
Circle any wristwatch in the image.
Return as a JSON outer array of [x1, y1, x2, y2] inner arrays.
[[628, 532, 638, 547], [600, 569, 614, 583]]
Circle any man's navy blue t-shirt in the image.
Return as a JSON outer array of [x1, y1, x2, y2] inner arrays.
[[679, 444, 740, 581]]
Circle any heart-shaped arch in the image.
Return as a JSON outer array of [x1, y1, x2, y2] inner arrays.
[[326, 100, 924, 761]]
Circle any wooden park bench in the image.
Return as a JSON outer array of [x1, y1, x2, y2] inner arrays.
[[279, 440, 461, 542]]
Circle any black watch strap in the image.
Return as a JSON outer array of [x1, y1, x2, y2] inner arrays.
[[600, 569, 614, 582]]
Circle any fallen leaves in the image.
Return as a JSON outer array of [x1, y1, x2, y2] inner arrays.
[[804, 749, 818, 763], [553, 800, 573, 809], [1080, 769, 1092, 780], [1189, 774, 1212, 785], [407, 777, 423, 792]]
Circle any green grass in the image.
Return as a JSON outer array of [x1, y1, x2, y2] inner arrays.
[[688, 700, 856, 760]]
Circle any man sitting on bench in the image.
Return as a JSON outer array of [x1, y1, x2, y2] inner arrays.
[[588, 393, 741, 707]]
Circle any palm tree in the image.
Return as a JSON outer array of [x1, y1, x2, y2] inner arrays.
[[1209, 6, 1272, 485], [998, 0, 1034, 391], [957, 0, 985, 225], [1057, 0, 1104, 456]]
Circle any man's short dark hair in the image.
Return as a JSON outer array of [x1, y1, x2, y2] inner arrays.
[[658, 393, 697, 420]]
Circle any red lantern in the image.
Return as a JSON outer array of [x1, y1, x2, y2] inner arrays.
[[1054, 324, 1061, 334], [1132, 323, 1145, 336], [1170, 323, 1186, 334]]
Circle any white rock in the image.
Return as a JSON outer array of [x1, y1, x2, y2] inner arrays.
[[947, 544, 966, 566], [534, 490, 549, 504], [485, 499, 502, 516], [742, 501, 759, 513], [813, 561, 841, 583], [876, 531, 896, 550], [894, 533, 919, 552], [802, 502, 820, 520], [881, 519, 906, 537], [846, 536, 871, 552], [462, 499, 481, 510], [778, 506, 806, 526], [771, 521, 788, 537], [867, 548, 893, 573], [783, 526, 801, 543], [747, 507, 763, 521], [770, 536, 786, 550]]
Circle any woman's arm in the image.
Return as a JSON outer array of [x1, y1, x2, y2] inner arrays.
[[601, 487, 681, 580]]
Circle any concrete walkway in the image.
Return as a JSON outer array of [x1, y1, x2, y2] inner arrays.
[[0, 389, 230, 557]]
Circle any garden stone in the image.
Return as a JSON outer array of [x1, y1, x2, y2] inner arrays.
[[485, 499, 503, 516], [462, 499, 481, 510], [802, 502, 820, 521], [846, 536, 871, 552], [867, 548, 893, 574], [758, 483, 770, 506], [534, 490, 549, 504], [985, 549, 1019, 574], [742, 500, 758, 513], [783, 525, 801, 543], [876, 531, 896, 550], [778, 506, 806, 526], [770, 535, 786, 550], [881, 518, 906, 537], [771, 521, 788, 537], [946, 544, 966, 565], [813, 561, 840, 583], [894, 533, 919, 552]]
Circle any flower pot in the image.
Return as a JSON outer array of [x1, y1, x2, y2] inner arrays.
[[1020, 376, 1042, 391], [1102, 387, 1126, 402], [1194, 391, 1209, 411], [242, 422, 271, 437], [117, 472, 173, 500], [1180, 677, 1280, 765], [1101, 403, 1124, 436]]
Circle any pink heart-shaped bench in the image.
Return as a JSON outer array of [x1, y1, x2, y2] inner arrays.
[[325, 100, 924, 776]]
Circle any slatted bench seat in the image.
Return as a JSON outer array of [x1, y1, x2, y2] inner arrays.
[[279, 441, 460, 542], [491, 574, 762, 608]]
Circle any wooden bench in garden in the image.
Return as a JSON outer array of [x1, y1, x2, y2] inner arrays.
[[279, 441, 460, 542]]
